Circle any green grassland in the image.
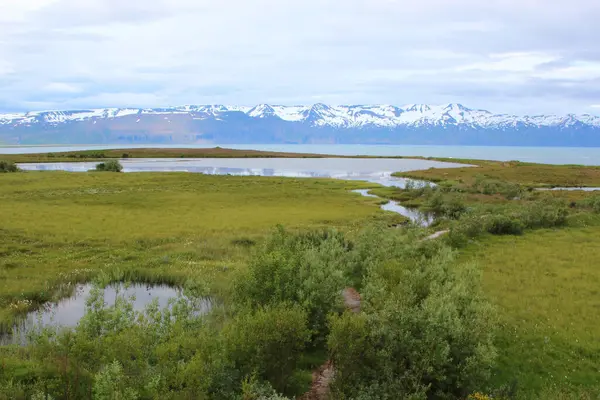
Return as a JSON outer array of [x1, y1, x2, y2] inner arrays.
[[395, 158, 600, 187], [382, 162, 600, 398], [460, 222, 600, 397], [2, 156, 600, 398], [1, 147, 332, 163], [0, 172, 401, 328]]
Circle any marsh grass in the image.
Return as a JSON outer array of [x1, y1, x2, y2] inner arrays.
[[0, 172, 393, 328], [395, 159, 600, 187], [459, 221, 600, 397]]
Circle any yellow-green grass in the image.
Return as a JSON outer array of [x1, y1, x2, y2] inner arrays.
[[0, 171, 400, 327], [395, 159, 600, 187], [1, 147, 335, 163], [459, 222, 600, 395]]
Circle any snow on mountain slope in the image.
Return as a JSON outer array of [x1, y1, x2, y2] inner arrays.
[[1, 104, 599, 129]]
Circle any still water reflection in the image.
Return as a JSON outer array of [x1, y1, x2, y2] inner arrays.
[[2, 283, 212, 345], [17, 157, 468, 187]]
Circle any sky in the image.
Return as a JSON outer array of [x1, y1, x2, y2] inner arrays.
[[1, 0, 600, 115]]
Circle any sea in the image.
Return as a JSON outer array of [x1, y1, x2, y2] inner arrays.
[[1, 144, 599, 166]]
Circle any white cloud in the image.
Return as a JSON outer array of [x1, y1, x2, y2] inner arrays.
[[43, 82, 82, 94], [457, 52, 559, 73], [1, 0, 600, 114], [534, 61, 600, 81]]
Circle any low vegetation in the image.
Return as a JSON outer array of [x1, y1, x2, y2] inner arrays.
[[95, 160, 123, 172], [0, 225, 496, 399], [395, 158, 600, 187], [0, 160, 18, 173], [375, 163, 600, 398], [0, 172, 397, 329], [1, 159, 600, 399], [1, 147, 331, 163]]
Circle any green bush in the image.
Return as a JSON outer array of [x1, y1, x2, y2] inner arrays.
[[473, 176, 523, 199], [328, 245, 497, 399], [446, 215, 487, 247], [521, 198, 568, 229], [233, 227, 352, 341], [425, 192, 467, 219], [485, 214, 524, 235], [95, 160, 123, 172], [222, 304, 310, 393], [582, 194, 600, 213], [0, 160, 18, 173]]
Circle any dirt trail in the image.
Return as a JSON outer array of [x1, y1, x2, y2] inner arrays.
[[299, 288, 361, 400], [422, 230, 449, 241]]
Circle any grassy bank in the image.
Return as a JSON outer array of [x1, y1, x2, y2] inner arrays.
[[0, 171, 400, 328], [395, 158, 600, 187]]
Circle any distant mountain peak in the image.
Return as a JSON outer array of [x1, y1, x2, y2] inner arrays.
[[0, 103, 600, 134]]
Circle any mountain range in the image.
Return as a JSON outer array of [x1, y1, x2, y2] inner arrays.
[[1, 103, 600, 146]]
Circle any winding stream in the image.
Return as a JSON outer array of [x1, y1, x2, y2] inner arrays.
[[352, 189, 434, 226]]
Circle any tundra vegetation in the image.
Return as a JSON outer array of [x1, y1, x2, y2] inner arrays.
[[1, 157, 600, 399], [0, 160, 18, 173]]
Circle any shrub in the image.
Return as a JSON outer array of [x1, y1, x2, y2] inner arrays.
[[425, 192, 467, 219], [582, 194, 600, 213], [93, 361, 139, 400], [222, 304, 310, 394], [473, 176, 523, 199], [233, 227, 352, 341], [521, 198, 568, 229], [447, 215, 487, 247], [241, 376, 292, 400], [95, 160, 123, 172], [0, 160, 18, 173], [485, 214, 524, 235], [328, 246, 497, 399]]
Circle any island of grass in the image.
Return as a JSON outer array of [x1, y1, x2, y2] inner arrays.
[[0, 153, 599, 399]]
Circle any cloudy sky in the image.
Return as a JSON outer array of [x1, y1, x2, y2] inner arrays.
[[1, 0, 600, 114]]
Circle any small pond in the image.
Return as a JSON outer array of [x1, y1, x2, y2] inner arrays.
[[1, 283, 212, 345]]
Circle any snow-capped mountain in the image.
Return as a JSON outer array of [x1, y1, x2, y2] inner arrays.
[[1, 103, 599, 146]]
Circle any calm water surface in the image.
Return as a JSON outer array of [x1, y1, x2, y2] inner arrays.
[[17, 157, 468, 187], [2, 283, 212, 345], [3, 144, 600, 165], [352, 189, 434, 226]]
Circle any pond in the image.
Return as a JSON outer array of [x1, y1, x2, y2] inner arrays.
[[17, 157, 467, 187], [1, 283, 212, 345], [352, 189, 434, 227]]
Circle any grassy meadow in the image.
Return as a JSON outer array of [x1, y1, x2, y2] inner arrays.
[[395, 158, 600, 187], [461, 223, 600, 397], [0, 171, 399, 328], [1, 154, 600, 399]]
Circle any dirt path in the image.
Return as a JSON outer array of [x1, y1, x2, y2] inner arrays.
[[342, 287, 361, 313], [299, 288, 361, 400], [422, 230, 449, 241]]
